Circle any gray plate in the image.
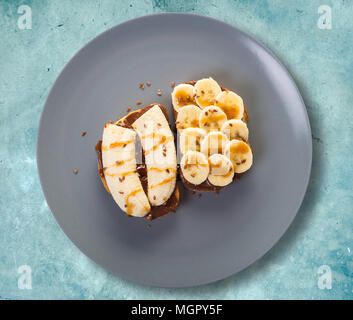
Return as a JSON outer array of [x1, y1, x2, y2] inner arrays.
[[37, 13, 312, 287]]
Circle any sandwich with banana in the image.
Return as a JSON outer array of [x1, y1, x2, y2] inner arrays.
[[172, 77, 253, 192], [95, 104, 179, 220]]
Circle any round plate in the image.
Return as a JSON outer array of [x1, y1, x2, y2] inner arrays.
[[37, 13, 312, 287]]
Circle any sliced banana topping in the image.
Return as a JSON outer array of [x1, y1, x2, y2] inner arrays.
[[200, 131, 229, 157], [207, 154, 234, 187], [225, 140, 253, 174], [173, 78, 253, 188], [179, 127, 207, 154], [208, 154, 233, 175], [102, 124, 151, 217], [221, 119, 249, 142], [176, 105, 202, 130], [194, 77, 222, 109], [132, 105, 177, 206], [181, 151, 209, 185], [171, 84, 197, 113], [199, 106, 227, 132], [215, 90, 244, 120]]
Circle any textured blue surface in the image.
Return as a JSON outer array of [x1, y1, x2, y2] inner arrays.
[[1, 0, 352, 299]]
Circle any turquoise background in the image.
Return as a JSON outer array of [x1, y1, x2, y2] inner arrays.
[[1, 0, 352, 299]]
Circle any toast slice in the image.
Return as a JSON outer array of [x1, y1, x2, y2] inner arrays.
[[96, 104, 179, 220], [172, 78, 253, 193]]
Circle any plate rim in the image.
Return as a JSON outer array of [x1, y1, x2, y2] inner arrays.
[[36, 12, 312, 288]]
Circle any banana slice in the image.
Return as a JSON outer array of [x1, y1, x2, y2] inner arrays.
[[132, 105, 177, 206], [225, 140, 253, 173], [200, 131, 229, 157], [102, 124, 151, 217], [194, 77, 222, 108], [221, 119, 249, 142], [179, 127, 207, 154], [181, 151, 209, 185], [208, 153, 233, 175], [208, 154, 234, 187], [171, 84, 197, 112], [176, 105, 202, 130], [199, 106, 227, 132], [215, 90, 244, 120]]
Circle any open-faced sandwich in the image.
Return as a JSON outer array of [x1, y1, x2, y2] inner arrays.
[[171, 77, 253, 193], [95, 104, 179, 220]]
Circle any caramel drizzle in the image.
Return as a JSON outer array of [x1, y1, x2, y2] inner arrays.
[[200, 115, 226, 124], [148, 167, 177, 173], [101, 140, 133, 150], [103, 159, 134, 171], [149, 176, 176, 190], [104, 170, 136, 177], [183, 162, 208, 169], [222, 170, 234, 178], [125, 188, 143, 215], [141, 133, 173, 154]]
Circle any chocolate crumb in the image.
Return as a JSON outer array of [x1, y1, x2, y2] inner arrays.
[[157, 123, 161, 126], [201, 90, 205, 94], [73, 169, 78, 174], [81, 131, 86, 136], [166, 169, 170, 173], [229, 123, 233, 127], [119, 191, 124, 194], [153, 195, 156, 200]]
